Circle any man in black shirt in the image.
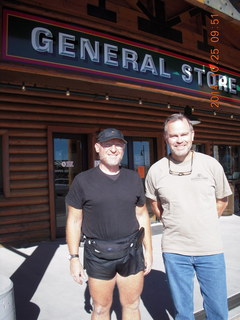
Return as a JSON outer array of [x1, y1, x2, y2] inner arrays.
[[66, 128, 152, 320]]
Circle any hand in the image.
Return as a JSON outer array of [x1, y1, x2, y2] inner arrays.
[[143, 251, 153, 276], [70, 259, 87, 284]]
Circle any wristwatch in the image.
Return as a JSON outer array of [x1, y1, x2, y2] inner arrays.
[[68, 254, 79, 260]]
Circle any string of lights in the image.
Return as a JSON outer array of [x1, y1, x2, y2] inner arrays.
[[0, 82, 239, 121]]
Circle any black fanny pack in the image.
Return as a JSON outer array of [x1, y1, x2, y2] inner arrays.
[[85, 227, 144, 260]]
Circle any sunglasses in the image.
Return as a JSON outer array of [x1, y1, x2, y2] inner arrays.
[[168, 151, 193, 176]]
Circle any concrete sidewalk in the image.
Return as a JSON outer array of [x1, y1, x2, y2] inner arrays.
[[0, 214, 240, 320]]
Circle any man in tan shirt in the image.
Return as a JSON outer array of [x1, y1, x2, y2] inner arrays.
[[145, 113, 232, 320]]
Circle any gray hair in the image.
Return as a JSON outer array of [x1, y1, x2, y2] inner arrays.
[[164, 113, 193, 137]]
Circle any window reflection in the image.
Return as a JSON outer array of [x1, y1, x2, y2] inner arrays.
[[121, 138, 156, 179], [120, 137, 157, 223], [213, 145, 240, 180], [192, 144, 205, 153], [133, 141, 150, 178]]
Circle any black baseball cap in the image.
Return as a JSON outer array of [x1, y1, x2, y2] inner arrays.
[[97, 128, 127, 144]]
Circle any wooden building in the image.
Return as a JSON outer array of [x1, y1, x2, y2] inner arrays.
[[0, 0, 240, 245]]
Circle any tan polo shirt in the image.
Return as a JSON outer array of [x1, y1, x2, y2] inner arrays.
[[145, 152, 232, 255]]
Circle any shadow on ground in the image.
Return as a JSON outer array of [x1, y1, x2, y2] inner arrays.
[[8, 237, 174, 320], [142, 269, 175, 319], [8, 239, 65, 320]]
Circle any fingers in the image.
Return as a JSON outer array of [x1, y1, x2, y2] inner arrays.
[[143, 265, 151, 276], [72, 273, 83, 284], [72, 272, 81, 282], [72, 269, 88, 284], [144, 264, 152, 276], [70, 260, 87, 284], [143, 256, 153, 276]]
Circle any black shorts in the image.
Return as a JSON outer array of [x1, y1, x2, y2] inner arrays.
[[84, 242, 145, 280]]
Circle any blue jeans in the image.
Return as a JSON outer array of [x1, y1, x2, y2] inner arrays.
[[162, 253, 228, 320]]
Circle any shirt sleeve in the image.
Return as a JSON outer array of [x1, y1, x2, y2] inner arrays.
[[136, 173, 146, 206], [145, 166, 158, 201], [212, 160, 232, 199], [65, 174, 83, 209]]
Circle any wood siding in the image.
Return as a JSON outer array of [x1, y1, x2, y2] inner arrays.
[[0, 87, 239, 244]]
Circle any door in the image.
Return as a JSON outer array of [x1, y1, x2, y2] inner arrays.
[[53, 133, 88, 237]]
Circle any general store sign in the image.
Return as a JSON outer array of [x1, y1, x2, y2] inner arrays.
[[2, 9, 240, 104]]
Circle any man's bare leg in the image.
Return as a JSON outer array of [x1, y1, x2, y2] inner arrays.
[[88, 276, 116, 320], [117, 271, 144, 320]]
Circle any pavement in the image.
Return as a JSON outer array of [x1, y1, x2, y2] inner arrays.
[[0, 213, 240, 320]]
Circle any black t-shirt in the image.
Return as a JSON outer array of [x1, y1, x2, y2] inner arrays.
[[65, 166, 145, 240]]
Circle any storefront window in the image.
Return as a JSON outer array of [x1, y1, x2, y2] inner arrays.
[[232, 146, 240, 180], [192, 143, 205, 153], [133, 141, 151, 175], [213, 145, 240, 180], [121, 137, 158, 223], [121, 137, 156, 179]]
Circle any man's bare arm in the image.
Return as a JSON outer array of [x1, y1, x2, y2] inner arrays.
[[66, 205, 86, 284], [149, 199, 163, 220], [216, 197, 228, 217], [136, 204, 153, 275]]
